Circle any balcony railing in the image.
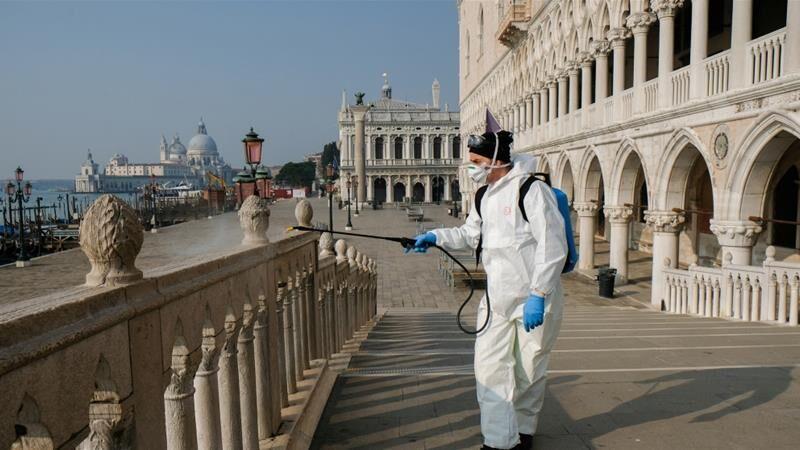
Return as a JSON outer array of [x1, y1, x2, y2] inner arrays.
[[496, 2, 530, 46], [748, 28, 786, 85], [705, 50, 730, 96], [671, 65, 691, 106], [342, 158, 458, 168], [643, 79, 659, 113], [621, 89, 634, 120]]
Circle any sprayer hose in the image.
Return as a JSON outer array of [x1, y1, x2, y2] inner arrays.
[[435, 245, 490, 335]]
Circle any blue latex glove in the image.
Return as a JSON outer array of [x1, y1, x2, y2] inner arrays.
[[523, 295, 545, 332], [405, 232, 436, 254]]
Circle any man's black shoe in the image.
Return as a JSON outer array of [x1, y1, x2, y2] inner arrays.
[[518, 434, 533, 450]]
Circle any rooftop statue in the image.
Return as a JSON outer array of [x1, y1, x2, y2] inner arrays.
[[354, 92, 365, 105]]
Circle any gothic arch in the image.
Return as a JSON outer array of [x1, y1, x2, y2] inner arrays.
[[609, 137, 652, 206], [576, 145, 607, 203], [653, 127, 716, 211], [723, 111, 800, 220]]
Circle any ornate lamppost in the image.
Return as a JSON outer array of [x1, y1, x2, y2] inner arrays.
[[353, 177, 359, 216], [242, 127, 265, 197], [345, 177, 353, 231], [6, 167, 33, 267]]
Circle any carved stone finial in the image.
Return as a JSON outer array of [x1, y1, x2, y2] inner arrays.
[[319, 232, 335, 258], [238, 195, 271, 245], [165, 321, 194, 400], [346, 246, 357, 268], [724, 252, 733, 265], [765, 246, 776, 263], [335, 239, 348, 263], [81, 194, 144, 287], [295, 199, 313, 227]]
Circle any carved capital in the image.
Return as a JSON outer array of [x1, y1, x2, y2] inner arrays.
[[591, 40, 612, 57], [81, 194, 144, 287], [573, 202, 599, 217], [604, 205, 635, 223], [607, 27, 632, 44], [627, 12, 657, 34], [335, 239, 348, 263], [651, 0, 684, 18], [238, 195, 271, 245], [294, 199, 313, 227], [645, 210, 685, 233], [578, 52, 594, 66], [709, 220, 763, 248], [319, 232, 335, 258]]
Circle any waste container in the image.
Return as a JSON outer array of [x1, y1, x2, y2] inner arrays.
[[596, 267, 617, 298]]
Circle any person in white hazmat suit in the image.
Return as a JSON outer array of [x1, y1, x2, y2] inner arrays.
[[411, 130, 568, 450]]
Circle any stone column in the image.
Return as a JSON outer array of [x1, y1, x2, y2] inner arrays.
[[729, 0, 752, 89], [425, 175, 432, 203], [689, 0, 709, 98], [608, 28, 631, 96], [593, 41, 611, 100], [568, 65, 580, 113], [605, 205, 634, 284], [574, 202, 599, 270], [444, 175, 452, 201], [628, 12, 656, 113], [557, 74, 568, 118], [645, 211, 686, 307], [351, 105, 370, 203], [540, 87, 549, 123], [580, 54, 593, 110], [709, 220, 763, 265], [786, 0, 800, 74], [525, 95, 534, 129], [548, 81, 558, 121], [654, 1, 683, 108], [513, 103, 521, 132], [387, 175, 394, 203]]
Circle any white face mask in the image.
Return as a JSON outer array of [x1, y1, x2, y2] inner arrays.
[[467, 133, 510, 185]]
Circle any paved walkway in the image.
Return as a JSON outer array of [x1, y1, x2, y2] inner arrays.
[[312, 204, 800, 449]]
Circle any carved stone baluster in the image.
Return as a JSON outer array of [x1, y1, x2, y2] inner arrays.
[[292, 271, 306, 381], [317, 288, 327, 359], [80, 355, 123, 450], [713, 280, 721, 318], [778, 274, 788, 324], [253, 294, 275, 439], [194, 312, 221, 450], [275, 283, 289, 408], [12, 394, 54, 449], [766, 272, 778, 321], [237, 302, 259, 450], [790, 276, 799, 326], [690, 275, 699, 315], [295, 270, 309, 373], [218, 307, 242, 450], [732, 276, 742, 320], [751, 278, 761, 321], [704, 278, 713, 318], [681, 279, 689, 315], [164, 320, 197, 450], [283, 278, 298, 394], [742, 276, 751, 321], [306, 265, 317, 361], [663, 272, 672, 312]]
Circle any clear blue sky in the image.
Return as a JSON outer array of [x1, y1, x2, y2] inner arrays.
[[0, 0, 459, 179]]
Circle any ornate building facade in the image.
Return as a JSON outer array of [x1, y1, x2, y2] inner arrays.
[[459, 0, 800, 320], [338, 76, 462, 204], [75, 119, 233, 192]]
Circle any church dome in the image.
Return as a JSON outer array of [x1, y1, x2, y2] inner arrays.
[[169, 134, 187, 155], [187, 118, 218, 156]]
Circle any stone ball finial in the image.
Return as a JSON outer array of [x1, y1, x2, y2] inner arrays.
[[335, 239, 348, 263], [765, 245, 776, 262], [238, 195, 271, 245], [319, 232, 335, 258], [724, 252, 733, 265], [295, 199, 313, 227], [346, 246, 357, 267], [80, 194, 144, 287]]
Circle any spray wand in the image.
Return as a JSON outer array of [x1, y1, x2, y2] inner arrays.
[[287, 225, 490, 334]]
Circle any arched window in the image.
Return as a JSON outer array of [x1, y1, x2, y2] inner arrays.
[[394, 137, 403, 159], [453, 136, 461, 159], [433, 137, 442, 159], [375, 137, 384, 160], [414, 137, 423, 159], [478, 7, 484, 57], [465, 30, 471, 75]]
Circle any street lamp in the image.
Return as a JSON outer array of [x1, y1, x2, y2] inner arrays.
[[6, 167, 32, 267], [353, 177, 359, 216], [326, 163, 335, 232], [345, 178, 353, 230], [242, 127, 264, 197], [149, 174, 159, 234]]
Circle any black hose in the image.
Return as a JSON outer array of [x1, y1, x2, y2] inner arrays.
[[288, 225, 490, 334]]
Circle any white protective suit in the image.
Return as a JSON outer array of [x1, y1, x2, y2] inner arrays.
[[430, 154, 568, 449]]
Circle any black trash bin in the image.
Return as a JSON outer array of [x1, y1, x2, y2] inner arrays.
[[596, 267, 617, 298]]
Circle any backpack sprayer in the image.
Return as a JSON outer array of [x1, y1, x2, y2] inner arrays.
[[287, 225, 490, 334]]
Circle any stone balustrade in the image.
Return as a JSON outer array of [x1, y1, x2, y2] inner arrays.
[[662, 246, 800, 325], [0, 195, 378, 449]]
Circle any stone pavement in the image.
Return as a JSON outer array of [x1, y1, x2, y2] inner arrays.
[[312, 203, 800, 449]]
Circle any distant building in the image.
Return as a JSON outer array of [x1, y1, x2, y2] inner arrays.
[[75, 119, 234, 192], [338, 75, 461, 203]]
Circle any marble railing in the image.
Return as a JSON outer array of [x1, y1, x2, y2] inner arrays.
[[0, 195, 378, 449], [704, 50, 730, 96], [661, 246, 799, 325], [748, 29, 786, 85]]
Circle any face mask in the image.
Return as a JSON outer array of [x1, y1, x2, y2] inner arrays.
[[467, 133, 510, 185]]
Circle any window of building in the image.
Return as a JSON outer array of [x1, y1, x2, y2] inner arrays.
[[414, 137, 423, 159], [478, 7, 484, 58], [433, 137, 442, 159], [394, 137, 403, 159], [375, 137, 384, 160], [753, 0, 786, 39], [453, 136, 461, 159]]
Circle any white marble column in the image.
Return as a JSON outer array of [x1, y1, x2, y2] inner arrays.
[[444, 175, 452, 201], [424, 175, 432, 203], [654, 1, 682, 108], [548, 81, 558, 122], [513, 104, 520, 132], [593, 41, 611, 101], [628, 12, 656, 113], [540, 87, 549, 123], [557, 74, 568, 118], [574, 202, 599, 270], [525, 95, 533, 129], [646, 211, 685, 307], [608, 28, 631, 96], [351, 106, 370, 203], [605, 205, 634, 284], [366, 175, 373, 201], [532, 91, 541, 128], [580, 54, 593, 110], [568, 65, 580, 113], [730, 0, 753, 88], [710, 220, 763, 266], [689, 0, 709, 98], [386, 175, 394, 203]]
